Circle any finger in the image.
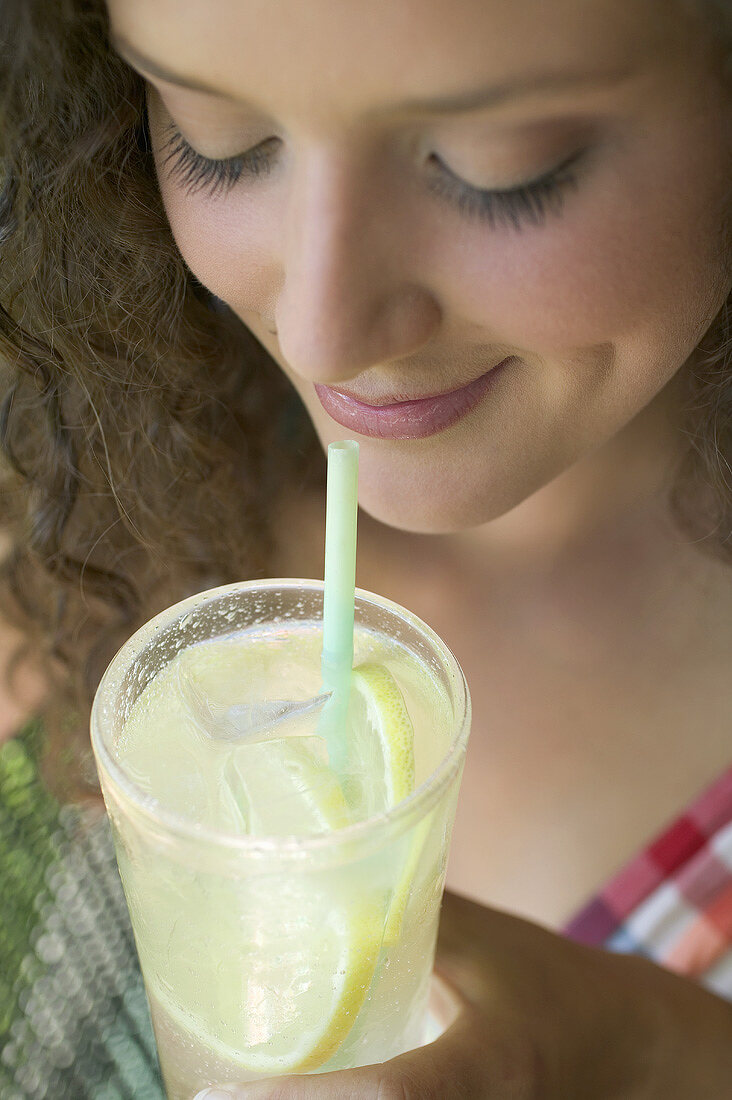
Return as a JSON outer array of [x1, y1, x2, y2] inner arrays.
[[426, 968, 463, 1033], [386, 991, 538, 1100]]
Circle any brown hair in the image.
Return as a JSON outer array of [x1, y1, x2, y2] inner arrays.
[[0, 0, 730, 790], [0, 0, 320, 788]]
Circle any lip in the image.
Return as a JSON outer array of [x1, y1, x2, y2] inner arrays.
[[314, 358, 512, 440]]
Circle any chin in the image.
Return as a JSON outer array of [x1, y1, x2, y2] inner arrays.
[[306, 397, 576, 534], [355, 455, 538, 535]]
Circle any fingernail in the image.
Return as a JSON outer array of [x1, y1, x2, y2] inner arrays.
[[193, 1090, 238, 1100]]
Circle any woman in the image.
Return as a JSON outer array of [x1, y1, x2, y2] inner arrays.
[[1, 0, 730, 1096]]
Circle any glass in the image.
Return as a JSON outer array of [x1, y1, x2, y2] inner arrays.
[[91, 580, 470, 1099]]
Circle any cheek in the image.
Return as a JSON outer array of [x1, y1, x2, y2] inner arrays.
[[156, 176, 280, 311], [154, 103, 728, 378], [437, 138, 727, 359]]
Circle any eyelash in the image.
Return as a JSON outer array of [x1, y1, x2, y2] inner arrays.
[[425, 149, 582, 229], [161, 122, 274, 195], [160, 121, 583, 230]]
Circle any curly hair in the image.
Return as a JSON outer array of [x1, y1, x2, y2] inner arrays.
[[0, 0, 730, 791], [0, 0, 320, 788]]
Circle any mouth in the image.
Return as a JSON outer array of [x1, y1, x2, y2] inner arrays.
[[314, 358, 513, 440]]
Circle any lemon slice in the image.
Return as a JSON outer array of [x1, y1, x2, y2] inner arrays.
[[224, 736, 352, 836], [349, 664, 428, 944], [348, 662, 416, 814], [233, 897, 385, 1074], [145, 889, 385, 1076], [130, 660, 426, 1077], [140, 734, 387, 1077]]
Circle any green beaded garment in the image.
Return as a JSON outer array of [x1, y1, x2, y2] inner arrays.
[[0, 722, 165, 1099]]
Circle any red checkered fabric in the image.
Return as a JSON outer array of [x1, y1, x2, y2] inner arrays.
[[564, 766, 732, 1001]]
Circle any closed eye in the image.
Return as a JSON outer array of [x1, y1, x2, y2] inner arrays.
[[425, 147, 585, 229], [159, 121, 586, 230], [160, 122, 280, 196]]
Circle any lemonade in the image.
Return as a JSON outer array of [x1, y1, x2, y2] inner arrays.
[[92, 581, 469, 1100]]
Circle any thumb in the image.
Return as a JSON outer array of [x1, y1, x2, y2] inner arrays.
[[385, 974, 538, 1100]]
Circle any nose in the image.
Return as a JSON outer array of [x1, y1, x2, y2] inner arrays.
[[273, 151, 441, 384]]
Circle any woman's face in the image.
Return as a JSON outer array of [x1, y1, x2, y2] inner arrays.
[[107, 0, 730, 532]]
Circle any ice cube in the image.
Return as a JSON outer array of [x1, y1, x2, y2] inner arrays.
[[225, 736, 340, 836], [177, 664, 331, 744]]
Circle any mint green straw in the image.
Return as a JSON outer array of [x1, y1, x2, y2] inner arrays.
[[319, 440, 359, 773]]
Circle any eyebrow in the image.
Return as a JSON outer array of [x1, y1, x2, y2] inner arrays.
[[110, 31, 633, 114]]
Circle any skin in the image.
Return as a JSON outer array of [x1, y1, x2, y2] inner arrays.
[[102, 0, 732, 1094], [0, 539, 46, 743], [0, 628, 45, 743], [109, 0, 729, 537]]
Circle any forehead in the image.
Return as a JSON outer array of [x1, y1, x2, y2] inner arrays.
[[106, 0, 675, 116]]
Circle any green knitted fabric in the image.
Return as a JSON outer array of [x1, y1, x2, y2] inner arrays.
[[0, 723, 164, 1099]]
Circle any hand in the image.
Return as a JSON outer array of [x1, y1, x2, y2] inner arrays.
[[194, 890, 732, 1099]]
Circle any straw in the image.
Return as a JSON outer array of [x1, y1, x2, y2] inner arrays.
[[319, 440, 359, 772]]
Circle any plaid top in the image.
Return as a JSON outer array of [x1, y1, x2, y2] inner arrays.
[[564, 765, 732, 1002]]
